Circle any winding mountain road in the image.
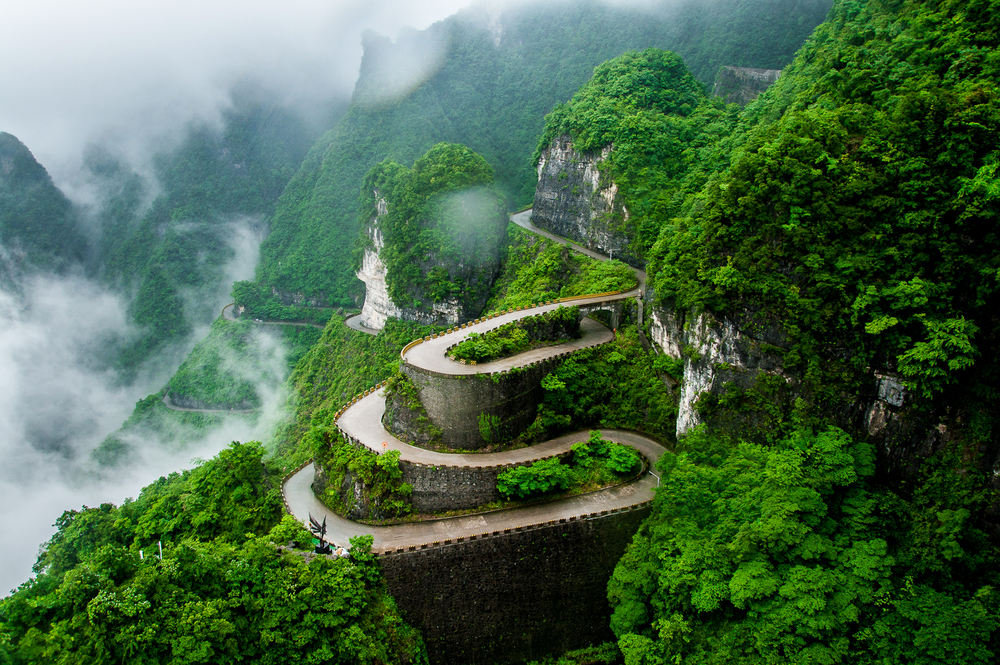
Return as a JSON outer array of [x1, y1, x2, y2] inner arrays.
[[345, 313, 380, 335], [163, 304, 332, 415], [222, 303, 327, 329], [161, 394, 254, 415], [281, 209, 664, 552]]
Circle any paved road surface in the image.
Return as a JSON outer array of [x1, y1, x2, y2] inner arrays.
[[511, 209, 647, 292], [283, 429, 664, 551], [222, 302, 327, 329], [404, 315, 614, 376], [345, 313, 379, 335], [281, 208, 661, 551]]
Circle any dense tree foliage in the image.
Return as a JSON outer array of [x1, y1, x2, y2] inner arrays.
[[497, 431, 641, 500], [485, 226, 637, 311], [609, 425, 999, 663], [167, 318, 320, 409], [89, 92, 316, 377], [357, 143, 507, 316], [647, 0, 1000, 430], [535, 49, 741, 256], [255, 0, 830, 306], [0, 132, 86, 275], [530, 326, 678, 443], [230, 280, 334, 324], [0, 442, 427, 664], [560, 0, 1000, 661]]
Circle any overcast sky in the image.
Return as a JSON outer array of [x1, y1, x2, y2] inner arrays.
[[0, 0, 478, 185]]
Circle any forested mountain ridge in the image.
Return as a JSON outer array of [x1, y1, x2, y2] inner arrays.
[[0, 132, 86, 279], [253, 0, 833, 309], [10, 0, 1000, 663], [92, 92, 318, 378], [523, 0, 1000, 661]]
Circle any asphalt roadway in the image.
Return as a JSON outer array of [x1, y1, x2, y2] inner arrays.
[[280, 209, 663, 550]]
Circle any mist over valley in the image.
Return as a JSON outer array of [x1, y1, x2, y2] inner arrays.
[[3, 0, 998, 662]]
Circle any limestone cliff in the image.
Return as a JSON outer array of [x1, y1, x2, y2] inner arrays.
[[532, 135, 642, 268], [647, 297, 987, 480], [357, 186, 505, 329], [269, 287, 327, 308], [712, 66, 781, 105], [648, 300, 796, 441]]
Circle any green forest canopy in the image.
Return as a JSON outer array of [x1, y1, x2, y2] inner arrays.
[[254, 0, 832, 306]]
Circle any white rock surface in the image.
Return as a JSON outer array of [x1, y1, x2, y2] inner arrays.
[[356, 195, 463, 330]]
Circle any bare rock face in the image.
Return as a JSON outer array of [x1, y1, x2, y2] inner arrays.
[[647, 302, 796, 441], [532, 135, 642, 267], [357, 213, 406, 330], [648, 298, 995, 485], [713, 66, 781, 106], [269, 287, 327, 308], [355, 194, 470, 330]]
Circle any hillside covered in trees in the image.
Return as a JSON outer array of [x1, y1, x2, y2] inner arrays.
[[4, 0, 999, 663], [253, 0, 832, 307]]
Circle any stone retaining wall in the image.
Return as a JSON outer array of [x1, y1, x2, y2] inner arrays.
[[379, 503, 651, 664], [398, 451, 573, 513], [399, 360, 552, 449]]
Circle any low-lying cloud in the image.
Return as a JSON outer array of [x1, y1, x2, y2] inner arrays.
[[1, 0, 472, 190], [0, 213, 280, 594]]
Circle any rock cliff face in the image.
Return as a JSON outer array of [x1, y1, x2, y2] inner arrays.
[[356, 195, 464, 329], [532, 135, 642, 268], [648, 300, 796, 440], [647, 298, 998, 482], [269, 287, 327, 308], [712, 66, 781, 105]]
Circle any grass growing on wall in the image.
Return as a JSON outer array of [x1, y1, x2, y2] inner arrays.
[[312, 429, 414, 520]]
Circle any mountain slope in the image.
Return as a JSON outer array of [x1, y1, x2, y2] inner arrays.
[[255, 0, 834, 307], [0, 132, 85, 277]]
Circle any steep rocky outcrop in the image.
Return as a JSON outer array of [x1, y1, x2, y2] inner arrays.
[[712, 66, 781, 105], [356, 143, 508, 331], [648, 300, 797, 441], [532, 135, 642, 268], [647, 297, 1000, 486], [269, 286, 327, 308], [356, 193, 471, 329]]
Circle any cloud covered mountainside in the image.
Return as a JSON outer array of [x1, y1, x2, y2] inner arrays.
[[253, 0, 832, 308], [3, 0, 1000, 663]]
